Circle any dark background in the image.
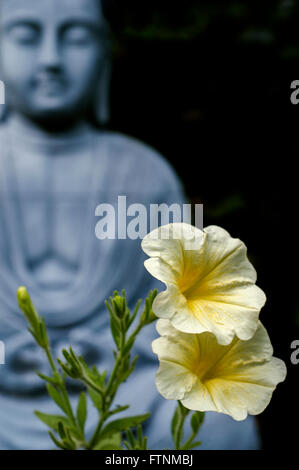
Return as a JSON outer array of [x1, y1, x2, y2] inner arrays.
[[103, 0, 298, 450]]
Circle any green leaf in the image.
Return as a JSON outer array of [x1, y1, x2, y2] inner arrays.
[[36, 372, 60, 385], [38, 317, 49, 348], [178, 401, 190, 417], [99, 413, 151, 440], [110, 312, 122, 349], [122, 335, 136, 356], [27, 327, 40, 347], [58, 421, 67, 440], [108, 405, 130, 417], [171, 405, 180, 443], [188, 441, 202, 449], [120, 355, 139, 383], [191, 411, 205, 434], [34, 411, 71, 432], [127, 429, 136, 448], [55, 422, 78, 450], [77, 392, 87, 433], [46, 384, 68, 414], [77, 357, 105, 391], [171, 402, 189, 449], [123, 441, 131, 450], [65, 428, 77, 450], [94, 432, 122, 450], [48, 431, 67, 450], [90, 366, 106, 388], [124, 310, 131, 330], [142, 436, 148, 450], [95, 443, 123, 450], [57, 358, 76, 379], [88, 386, 103, 411], [127, 299, 142, 329]]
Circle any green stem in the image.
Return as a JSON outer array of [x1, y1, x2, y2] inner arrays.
[[86, 354, 121, 449], [60, 385, 76, 426], [45, 346, 76, 426], [105, 353, 122, 399], [175, 418, 185, 450], [87, 413, 106, 449], [81, 375, 104, 397], [105, 320, 145, 405], [181, 431, 197, 450], [45, 347, 58, 375], [130, 321, 144, 339], [87, 318, 147, 450]]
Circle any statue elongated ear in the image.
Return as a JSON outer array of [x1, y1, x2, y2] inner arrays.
[[0, 103, 6, 122], [0, 80, 4, 105], [0, 104, 6, 122], [0, 70, 7, 121], [94, 0, 111, 126], [94, 50, 111, 125]]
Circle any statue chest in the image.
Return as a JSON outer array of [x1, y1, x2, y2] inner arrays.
[[0, 145, 100, 286]]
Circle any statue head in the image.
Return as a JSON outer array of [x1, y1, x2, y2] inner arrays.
[[0, 0, 111, 125]]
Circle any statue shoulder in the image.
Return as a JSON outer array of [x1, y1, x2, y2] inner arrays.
[[97, 130, 183, 192]]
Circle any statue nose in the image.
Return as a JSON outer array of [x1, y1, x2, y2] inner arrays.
[[37, 31, 62, 71]]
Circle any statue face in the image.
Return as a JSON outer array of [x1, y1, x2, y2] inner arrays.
[[0, 0, 107, 120]]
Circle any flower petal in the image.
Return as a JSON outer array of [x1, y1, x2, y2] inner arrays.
[[152, 331, 198, 399], [142, 223, 205, 284], [142, 223, 266, 342], [152, 329, 198, 371], [155, 361, 197, 400], [152, 285, 190, 321], [198, 357, 287, 421], [152, 320, 287, 421], [185, 283, 266, 344]]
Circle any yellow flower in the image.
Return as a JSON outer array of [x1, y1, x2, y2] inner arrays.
[[142, 223, 266, 345], [152, 319, 286, 421]]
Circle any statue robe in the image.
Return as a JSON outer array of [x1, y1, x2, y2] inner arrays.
[[0, 119, 260, 449]]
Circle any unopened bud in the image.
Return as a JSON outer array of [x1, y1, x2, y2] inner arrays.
[[17, 286, 39, 329], [113, 295, 126, 319]]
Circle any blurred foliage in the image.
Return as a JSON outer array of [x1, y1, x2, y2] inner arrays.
[[205, 194, 245, 218], [103, 0, 299, 53], [103, 0, 299, 450]]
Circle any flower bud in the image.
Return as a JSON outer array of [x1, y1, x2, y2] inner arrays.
[[113, 295, 126, 319], [17, 286, 40, 331]]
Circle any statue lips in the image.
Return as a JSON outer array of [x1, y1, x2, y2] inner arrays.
[[33, 74, 67, 97]]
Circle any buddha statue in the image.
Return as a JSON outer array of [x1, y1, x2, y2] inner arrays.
[[0, 0, 260, 449]]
